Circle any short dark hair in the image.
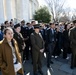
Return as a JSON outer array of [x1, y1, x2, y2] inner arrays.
[[26, 22, 30, 25], [73, 20, 76, 24], [10, 22, 12, 24], [14, 23, 20, 29], [11, 19, 13, 21], [49, 23, 54, 26], [4, 21, 8, 24], [31, 21, 35, 24], [1, 25, 4, 31]]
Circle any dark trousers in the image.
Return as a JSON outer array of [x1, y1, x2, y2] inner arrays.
[[23, 41, 29, 60], [63, 47, 68, 59], [32, 51, 42, 73], [71, 48, 76, 68], [53, 41, 61, 56], [47, 42, 55, 66], [58, 33, 63, 55], [63, 43, 70, 59]]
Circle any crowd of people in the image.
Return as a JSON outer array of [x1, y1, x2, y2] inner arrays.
[[0, 19, 76, 75]]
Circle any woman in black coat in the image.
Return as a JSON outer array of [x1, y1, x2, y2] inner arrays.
[[63, 24, 71, 59]]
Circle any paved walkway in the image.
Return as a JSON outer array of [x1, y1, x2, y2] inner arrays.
[[0, 53, 76, 75], [24, 53, 76, 75]]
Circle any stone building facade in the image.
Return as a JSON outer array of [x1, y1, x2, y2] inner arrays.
[[0, 0, 39, 23]]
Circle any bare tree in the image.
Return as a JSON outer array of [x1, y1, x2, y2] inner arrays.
[[71, 9, 76, 21], [45, 0, 66, 22], [59, 7, 71, 22], [59, 15, 70, 22]]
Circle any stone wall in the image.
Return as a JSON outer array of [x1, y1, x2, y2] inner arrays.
[[0, 0, 39, 24]]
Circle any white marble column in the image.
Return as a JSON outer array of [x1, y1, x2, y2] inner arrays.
[[5, 0, 12, 21], [32, 0, 35, 15], [11, 0, 16, 19], [15, 0, 39, 22], [29, 0, 33, 20], [15, 0, 23, 22], [32, 0, 39, 18], [0, 0, 4, 23], [22, 0, 29, 22], [15, 0, 30, 22]]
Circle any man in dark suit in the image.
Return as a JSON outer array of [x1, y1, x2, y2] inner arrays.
[[20, 20, 29, 61], [40, 24, 48, 52], [40, 25, 47, 41], [47, 23, 56, 68], [30, 24, 44, 75], [70, 20, 76, 69]]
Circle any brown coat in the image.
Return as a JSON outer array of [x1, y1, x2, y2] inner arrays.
[[0, 38, 24, 75]]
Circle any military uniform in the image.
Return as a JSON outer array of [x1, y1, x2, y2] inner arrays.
[[70, 27, 76, 68], [30, 31, 44, 75]]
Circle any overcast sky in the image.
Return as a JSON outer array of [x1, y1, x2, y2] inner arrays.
[[38, 0, 76, 9]]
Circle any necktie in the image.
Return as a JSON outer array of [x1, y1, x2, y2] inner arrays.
[[52, 29, 54, 35]]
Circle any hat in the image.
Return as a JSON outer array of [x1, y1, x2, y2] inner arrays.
[[73, 20, 76, 24], [14, 23, 20, 29], [33, 24, 40, 29]]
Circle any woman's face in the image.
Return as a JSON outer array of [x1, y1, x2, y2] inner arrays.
[[34, 28, 40, 33], [15, 27, 21, 33], [4, 29, 14, 40], [67, 24, 71, 30]]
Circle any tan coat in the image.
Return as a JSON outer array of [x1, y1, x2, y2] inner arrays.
[[0, 38, 24, 75]]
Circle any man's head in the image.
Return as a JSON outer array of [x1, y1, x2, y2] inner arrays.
[[4, 21, 10, 27], [49, 23, 55, 29], [31, 21, 36, 26], [26, 22, 31, 27], [73, 20, 76, 27], [34, 24, 40, 33], [21, 20, 25, 26]]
